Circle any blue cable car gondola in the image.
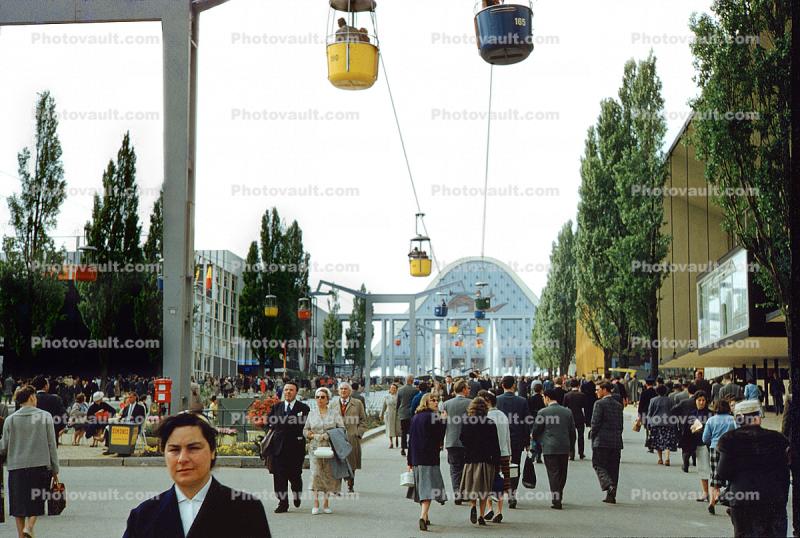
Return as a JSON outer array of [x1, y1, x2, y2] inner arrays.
[[474, 310, 486, 320], [473, 0, 533, 65], [434, 293, 448, 317]]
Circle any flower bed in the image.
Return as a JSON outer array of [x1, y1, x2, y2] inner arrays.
[[247, 396, 280, 428]]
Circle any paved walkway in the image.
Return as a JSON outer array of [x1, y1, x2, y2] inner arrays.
[[2, 406, 755, 537]]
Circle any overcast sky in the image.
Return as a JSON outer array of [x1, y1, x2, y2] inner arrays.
[[0, 0, 712, 313]]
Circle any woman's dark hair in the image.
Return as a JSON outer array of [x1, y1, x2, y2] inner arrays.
[[655, 384, 668, 396], [533, 383, 543, 394], [75, 392, 86, 403], [694, 390, 707, 400], [478, 389, 496, 407], [14, 385, 36, 407], [716, 399, 732, 415], [156, 412, 218, 467], [467, 396, 489, 417]]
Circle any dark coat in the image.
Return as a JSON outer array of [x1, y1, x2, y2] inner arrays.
[[527, 393, 545, 417], [468, 380, 482, 398], [122, 477, 271, 538], [267, 399, 310, 458], [590, 395, 624, 450], [670, 397, 697, 449], [85, 401, 116, 438], [407, 409, 446, 467], [562, 390, 587, 427], [36, 390, 67, 437], [716, 426, 789, 507], [532, 403, 576, 455], [580, 380, 596, 424], [396, 383, 418, 421], [496, 391, 531, 450], [637, 387, 657, 419], [551, 387, 566, 406], [119, 401, 147, 425], [460, 418, 501, 464]]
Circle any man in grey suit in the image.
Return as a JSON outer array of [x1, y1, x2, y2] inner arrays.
[[496, 375, 531, 508], [590, 381, 624, 504], [532, 389, 575, 509], [718, 374, 744, 402], [442, 379, 471, 504], [396, 375, 417, 456]]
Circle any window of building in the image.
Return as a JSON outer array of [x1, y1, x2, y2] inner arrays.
[[697, 249, 749, 348]]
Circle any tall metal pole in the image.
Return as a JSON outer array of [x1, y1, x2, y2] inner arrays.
[[364, 296, 373, 395], [409, 300, 417, 376]]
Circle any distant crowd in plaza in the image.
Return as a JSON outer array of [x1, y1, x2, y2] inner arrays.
[[0, 367, 791, 537]]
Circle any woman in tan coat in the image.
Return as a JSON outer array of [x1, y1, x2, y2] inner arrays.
[[333, 382, 367, 492], [380, 383, 402, 448]]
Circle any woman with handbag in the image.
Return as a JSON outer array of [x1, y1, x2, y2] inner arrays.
[[481, 390, 510, 523], [406, 392, 447, 532], [304, 387, 345, 515], [687, 391, 712, 503], [459, 396, 501, 526], [0, 385, 61, 538]]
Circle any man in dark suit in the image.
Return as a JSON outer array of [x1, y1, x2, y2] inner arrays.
[[551, 379, 566, 406], [123, 412, 270, 538], [517, 376, 530, 399], [468, 372, 482, 398], [396, 375, 417, 456], [638, 377, 657, 453], [580, 377, 597, 426], [532, 389, 576, 509], [350, 382, 365, 404], [266, 381, 310, 513], [563, 379, 587, 459], [442, 375, 455, 402], [590, 382, 624, 504], [32, 375, 67, 444], [496, 375, 531, 508]]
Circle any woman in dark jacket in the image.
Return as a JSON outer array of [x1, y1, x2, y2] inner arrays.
[[647, 384, 679, 465], [527, 384, 545, 463], [459, 397, 501, 526], [406, 393, 447, 532], [687, 391, 712, 502]]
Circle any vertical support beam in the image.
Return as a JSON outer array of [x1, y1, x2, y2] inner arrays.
[[162, 5, 194, 411], [380, 319, 387, 381], [364, 297, 373, 396], [389, 320, 395, 378], [409, 300, 417, 376]]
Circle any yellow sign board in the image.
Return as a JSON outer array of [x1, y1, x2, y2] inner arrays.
[[110, 425, 133, 446]]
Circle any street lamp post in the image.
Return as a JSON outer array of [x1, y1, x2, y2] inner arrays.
[[0, 0, 232, 410]]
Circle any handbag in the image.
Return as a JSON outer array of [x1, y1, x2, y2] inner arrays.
[[632, 417, 642, 432], [521, 453, 536, 489], [314, 446, 334, 459], [400, 471, 415, 487], [47, 476, 66, 516]]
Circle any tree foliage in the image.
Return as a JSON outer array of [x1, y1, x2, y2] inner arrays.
[[346, 284, 369, 377], [532, 222, 577, 375], [79, 132, 143, 380], [0, 91, 66, 367], [576, 54, 669, 373], [322, 291, 342, 375], [134, 187, 163, 367]]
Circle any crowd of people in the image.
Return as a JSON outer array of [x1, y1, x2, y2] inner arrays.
[[0, 368, 792, 537]]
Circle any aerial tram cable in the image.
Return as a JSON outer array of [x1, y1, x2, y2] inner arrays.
[[380, 55, 441, 275]]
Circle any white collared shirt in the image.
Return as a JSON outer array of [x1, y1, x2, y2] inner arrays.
[[285, 400, 294, 413], [175, 476, 213, 537]]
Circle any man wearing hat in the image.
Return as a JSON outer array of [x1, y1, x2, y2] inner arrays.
[[716, 399, 789, 537]]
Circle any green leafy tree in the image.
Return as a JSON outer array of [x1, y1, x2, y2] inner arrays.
[[134, 187, 163, 367], [79, 132, 143, 381], [238, 241, 269, 374], [689, 0, 794, 524], [322, 291, 342, 376], [613, 54, 669, 376], [532, 222, 577, 375], [576, 55, 669, 374], [576, 99, 631, 372], [346, 284, 368, 378], [0, 91, 66, 369]]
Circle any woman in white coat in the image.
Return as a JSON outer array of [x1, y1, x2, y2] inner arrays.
[[381, 383, 402, 448]]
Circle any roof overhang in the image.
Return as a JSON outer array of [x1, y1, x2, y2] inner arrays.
[[661, 336, 788, 369]]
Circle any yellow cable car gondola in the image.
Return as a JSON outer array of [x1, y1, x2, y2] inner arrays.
[[409, 213, 432, 277], [448, 322, 459, 335], [327, 0, 379, 90]]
